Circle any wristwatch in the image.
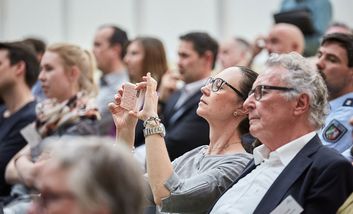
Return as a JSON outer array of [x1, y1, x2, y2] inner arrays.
[[143, 116, 166, 138], [143, 123, 166, 138]]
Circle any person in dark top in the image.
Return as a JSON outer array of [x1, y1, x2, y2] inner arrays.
[[0, 42, 39, 197]]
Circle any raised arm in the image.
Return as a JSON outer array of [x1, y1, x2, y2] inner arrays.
[[108, 87, 138, 150], [134, 73, 174, 205]]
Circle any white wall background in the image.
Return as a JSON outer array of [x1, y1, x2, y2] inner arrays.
[[0, 0, 352, 63]]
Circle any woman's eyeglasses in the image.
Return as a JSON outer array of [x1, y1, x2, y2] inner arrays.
[[205, 77, 246, 100]]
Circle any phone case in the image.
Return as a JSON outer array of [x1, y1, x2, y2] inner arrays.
[[120, 83, 145, 111]]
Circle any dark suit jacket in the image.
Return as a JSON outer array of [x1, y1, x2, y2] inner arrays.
[[210, 135, 353, 214], [159, 90, 209, 161]]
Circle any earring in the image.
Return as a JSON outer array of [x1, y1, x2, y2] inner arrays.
[[233, 111, 238, 117]]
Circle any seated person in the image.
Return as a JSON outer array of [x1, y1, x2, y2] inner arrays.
[[3, 43, 100, 211], [26, 136, 145, 214], [0, 42, 39, 197], [210, 52, 353, 214], [109, 66, 258, 213]]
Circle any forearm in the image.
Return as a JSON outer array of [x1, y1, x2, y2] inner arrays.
[[5, 157, 20, 184], [116, 123, 136, 151], [145, 134, 173, 205], [14, 154, 36, 187]]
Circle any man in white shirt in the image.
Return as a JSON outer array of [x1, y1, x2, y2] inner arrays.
[[210, 52, 353, 214]]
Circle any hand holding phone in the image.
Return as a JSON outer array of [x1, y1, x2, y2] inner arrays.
[[120, 82, 144, 111]]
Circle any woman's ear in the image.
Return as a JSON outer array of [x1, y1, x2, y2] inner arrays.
[[68, 66, 80, 81]]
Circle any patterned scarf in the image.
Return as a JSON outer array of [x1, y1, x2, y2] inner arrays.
[[35, 92, 100, 138]]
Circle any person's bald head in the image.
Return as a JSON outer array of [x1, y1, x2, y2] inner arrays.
[[266, 23, 305, 54]]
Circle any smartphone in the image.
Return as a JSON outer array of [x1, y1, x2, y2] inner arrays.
[[120, 82, 144, 111]]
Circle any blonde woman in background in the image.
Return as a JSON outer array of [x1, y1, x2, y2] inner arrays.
[[3, 43, 100, 213]]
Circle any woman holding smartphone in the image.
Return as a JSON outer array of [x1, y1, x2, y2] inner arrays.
[[110, 66, 257, 213]]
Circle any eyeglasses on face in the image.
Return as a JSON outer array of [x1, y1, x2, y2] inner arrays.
[[205, 77, 245, 100], [248, 85, 296, 101]]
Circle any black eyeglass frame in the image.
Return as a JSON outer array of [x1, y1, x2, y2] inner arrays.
[[249, 85, 297, 101], [205, 77, 246, 100]]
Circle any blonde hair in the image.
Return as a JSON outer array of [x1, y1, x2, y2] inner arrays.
[[47, 43, 97, 96]]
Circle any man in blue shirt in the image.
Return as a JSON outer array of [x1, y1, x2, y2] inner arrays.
[[317, 33, 353, 158], [0, 42, 39, 197]]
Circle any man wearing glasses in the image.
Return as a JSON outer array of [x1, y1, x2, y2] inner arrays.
[[210, 52, 353, 213]]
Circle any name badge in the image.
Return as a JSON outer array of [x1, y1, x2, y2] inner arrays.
[[270, 195, 303, 214], [20, 122, 42, 148]]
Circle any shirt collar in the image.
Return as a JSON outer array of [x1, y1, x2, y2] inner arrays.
[[253, 131, 316, 166], [183, 78, 208, 95], [329, 92, 353, 111], [101, 70, 129, 85]]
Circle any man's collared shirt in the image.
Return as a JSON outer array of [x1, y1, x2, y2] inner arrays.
[[96, 71, 129, 135], [210, 131, 316, 214], [173, 78, 207, 110]]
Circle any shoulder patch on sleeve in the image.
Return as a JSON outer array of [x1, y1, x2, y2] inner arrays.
[[322, 119, 347, 143], [343, 98, 353, 107]]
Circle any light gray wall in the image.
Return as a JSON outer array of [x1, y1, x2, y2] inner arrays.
[[0, 0, 352, 63]]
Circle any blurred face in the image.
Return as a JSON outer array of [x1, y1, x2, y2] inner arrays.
[[244, 67, 296, 142], [29, 162, 84, 214], [177, 41, 207, 84], [316, 42, 353, 99], [93, 27, 117, 74], [124, 41, 144, 82], [0, 50, 17, 95], [266, 28, 293, 54], [218, 40, 242, 69], [39, 51, 73, 102], [197, 68, 244, 122]]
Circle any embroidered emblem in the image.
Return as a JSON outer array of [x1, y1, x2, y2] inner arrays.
[[323, 119, 347, 143], [343, 98, 353, 107]]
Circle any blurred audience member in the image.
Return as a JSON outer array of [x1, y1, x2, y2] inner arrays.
[[124, 36, 168, 148], [23, 37, 47, 102], [157, 32, 218, 160], [0, 42, 39, 197], [93, 25, 129, 136], [26, 137, 145, 214], [279, 0, 332, 56], [325, 22, 353, 35], [218, 37, 252, 69], [253, 23, 304, 58], [3, 43, 99, 212]]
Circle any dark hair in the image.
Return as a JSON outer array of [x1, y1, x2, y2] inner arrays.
[[23, 37, 46, 55], [0, 41, 39, 87], [131, 37, 167, 85], [328, 22, 353, 34], [99, 25, 129, 59], [236, 66, 258, 136], [321, 33, 353, 67], [179, 32, 218, 69], [235, 37, 251, 49]]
